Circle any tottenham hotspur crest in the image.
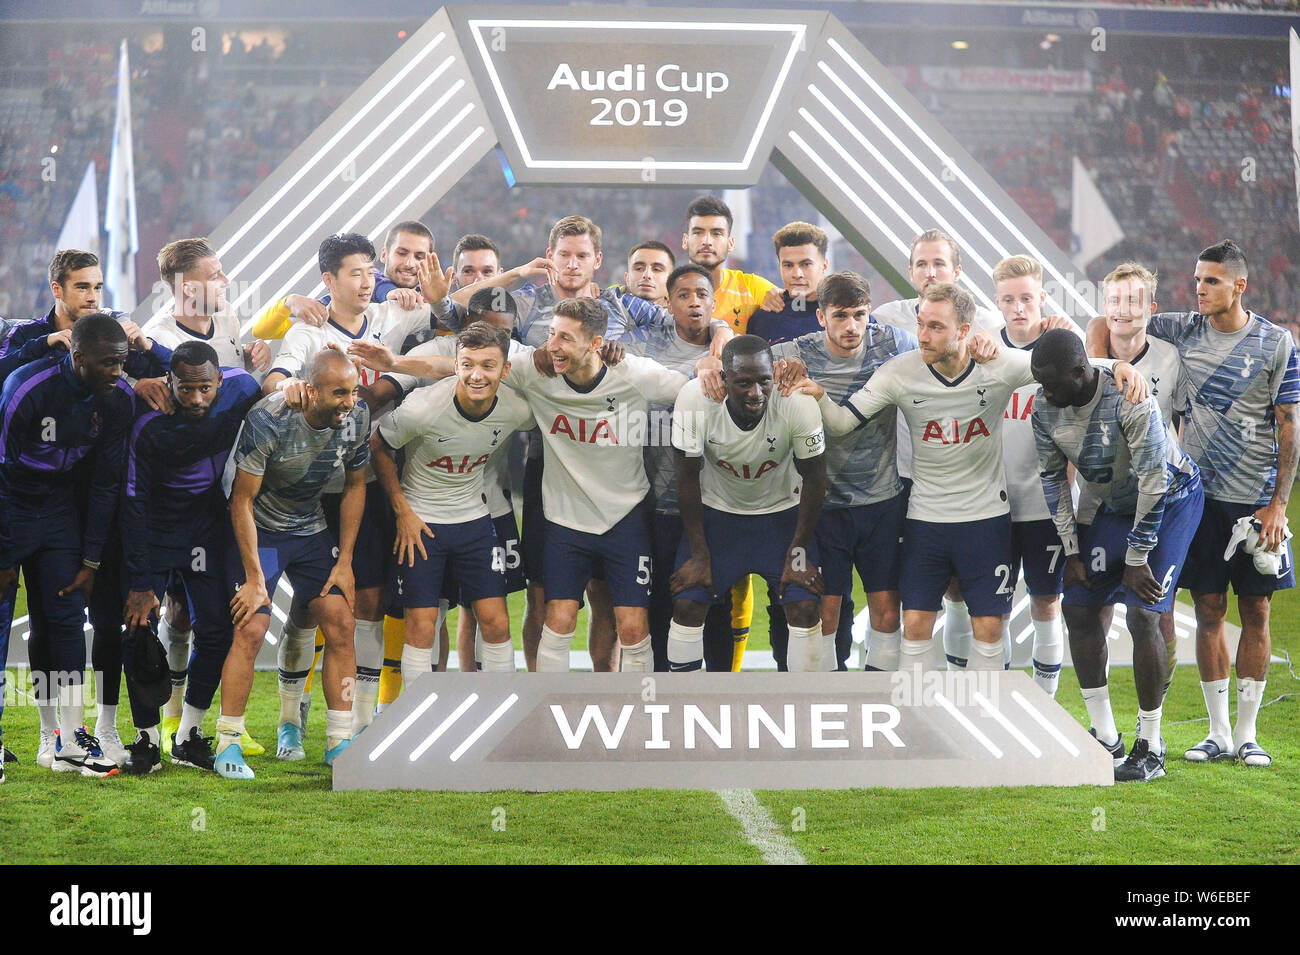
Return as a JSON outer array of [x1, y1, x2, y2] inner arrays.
[[766, 434, 778, 452], [490, 428, 503, 447], [976, 387, 988, 408], [605, 395, 617, 412]]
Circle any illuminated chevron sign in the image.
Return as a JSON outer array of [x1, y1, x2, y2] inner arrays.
[[332, 672, 1113, 792]]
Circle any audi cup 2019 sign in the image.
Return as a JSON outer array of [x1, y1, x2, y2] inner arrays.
[[332, 672, 1113, 792]]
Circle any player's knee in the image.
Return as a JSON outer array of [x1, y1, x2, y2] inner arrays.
[[352, 586, 383, 622], [317, 606, 356, 646], [785, 600, 820, 629], [234, 616, 270, 648], [672, 598, 708, 628], [1029, 594, 1060, 620], [545, 604, 579, 635], [163, 597, 191, 630], [866, 592, 900, 632], [944, 578, 963, 600], [1192, 591, 1228, 625]]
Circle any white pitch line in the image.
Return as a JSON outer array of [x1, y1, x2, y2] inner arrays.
[[716, 789, 807, 866]]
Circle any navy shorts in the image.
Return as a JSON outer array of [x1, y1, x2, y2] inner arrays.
[[544, 496, 652, 608], [228, 526, 343, 615], [901, 515, 1014, 616], [816, 493, 905, 596], [1179, 495, 1296, 596], [521, 452, 545, 585], [492, 511, 526, 594], [322, 480, 392, 591], [137, 527, 234, 637], [674, 504, 820, 606], [1011, 518, 1067, 597], [395, 515, 506, 609], [1067, 484, 1205, 614]]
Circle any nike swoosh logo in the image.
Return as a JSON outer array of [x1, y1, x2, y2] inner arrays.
[[437, 437, 452, 442], [912, 398, 928, 404]]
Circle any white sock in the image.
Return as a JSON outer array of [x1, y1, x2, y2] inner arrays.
[[785, 623, 827, 672], [139, 725, 160, 746], [1201, 678, 1232, 744], [159, 618, 192, 720], [1002, 617, 1012, 668], [277, 623, 316, 727], [1031, 617, 1064, 697], [325, 709, 352, 751], [619, 635, 654, 672], [352, 619, 384, 733], [537, 626, 573, 672], [479, 639, 515, 673], [1138, 705, 1163, 749], [95, 703, 117, 735], [215, 714, 245, 754], [1233, 678, 1266, 748], [474, 626, 485, 668], [58, 681, 85, 747], [400, 644, 434, 689], [177, 702, 206, 741], [38, 701, 59, 734], [900, 637, 933, 670], [433, 599, 449, 670], [1081, 685, 1118, 745], [666, 620, 705, 671], [942, 598, 971, 669], [865, 626, 901, 671], [969, 637, 1004, 670]]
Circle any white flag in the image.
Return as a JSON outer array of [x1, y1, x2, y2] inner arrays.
[[105, 40, 138, 311], [1290, 29, 1300, 233], [1070, 156, 1124, 270], [56, 162, 99, 255]]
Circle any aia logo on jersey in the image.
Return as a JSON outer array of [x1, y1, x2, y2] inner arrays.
[[550, 414, 617, 445], [716, 459, 778, 479], [427, 453, 491, 474], [921, 417, 991, 444], [1005, 391, 1034, 421]]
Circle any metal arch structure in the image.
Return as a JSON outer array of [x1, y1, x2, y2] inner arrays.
[[132, 3, 1096, 331]]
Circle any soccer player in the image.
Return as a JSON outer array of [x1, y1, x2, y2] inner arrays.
[[1088, 241, 1297, 766], [507, 297, 688, 672], [262, 232, 442, 740], [0, 314, 134, 777], [669, 335, 828, 671], [141, 237, 271, 755], [615, 240, 676, 307], [772, 271, 915, 671], [216, 349, 369, 780], [118, 341, 262, 774], [1031, 329, 1204, 780], [747, 222, 831, 346], [1095, 263, 1185, 701], [799, 283, 1146, 669], [992, 255, 1082, 695], [871, 229, 1004, 670], [682, 195, 783, 668], [372, 322, 534, 678], [452, 233, 502, 289]]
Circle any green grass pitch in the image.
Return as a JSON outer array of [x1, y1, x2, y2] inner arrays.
[[1, 501, 1295, 865]]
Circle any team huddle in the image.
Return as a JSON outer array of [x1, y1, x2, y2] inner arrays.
[[0, 193, 1293, 787]]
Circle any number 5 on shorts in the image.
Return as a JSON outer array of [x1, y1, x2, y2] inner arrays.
[[635, 555, 651, 586]]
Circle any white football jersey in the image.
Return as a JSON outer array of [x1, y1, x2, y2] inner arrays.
[[383, 335, 529, 518], [1001, 325, 1085, 522], [672, 380, 825, 515], [270, 301, 433, 387], [143, 308, 245, 368], [378, 376, 533, 526], [870, 296, 1004, 480], [1124, 336, 1183, 430], [504, 349, 687, 533], [843, 349, 1033, 522]]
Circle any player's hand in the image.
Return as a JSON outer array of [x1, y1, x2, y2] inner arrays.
[[789, 377, 825, 401], [599, 340, 626, 366], [670, 554, 713, 598], [346, 340, 395, 373], [0, 566, 18, 593], [760, 286, 785, 312], [59, 566, 96, 602], [518, 257, 558, 285], [533, 348, 557, 377], [134, 377, 175, 414], [277, 376, 310, 410], [230, 577, 269, 629], [583, 281, 600, 298], [387, 287, 423, 310], [45, 329, 72, 351], [286, 294, 329, 327], [696, 356, 724, 402], [123, 588, 160, 631], [968, 329, 1000, 363], [1112, 362, 1150, 404], [780, 548, 824, 599], [419, 252, 453, 305], [118, 320, 148, 351], [1040, 314, 1077, 333], [1063, 554, 1089, 590], [244, 339, 271, 371], [1122, 562, 1165, 605], [774, 356, 808, 395], [394, 509, 434, 568], [1253, 499, 1288, 551], [323, 561, 355, 610]]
